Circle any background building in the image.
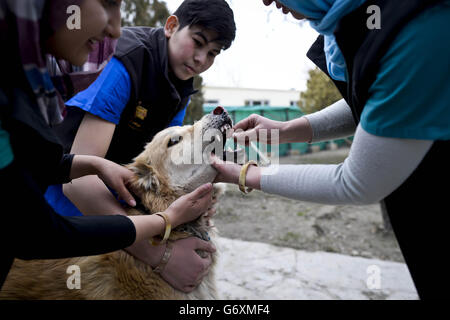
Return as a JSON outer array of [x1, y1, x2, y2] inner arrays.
[[203, 86, 301, 107]]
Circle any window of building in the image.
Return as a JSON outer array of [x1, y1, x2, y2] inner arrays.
[[244, 100, 270, 106]]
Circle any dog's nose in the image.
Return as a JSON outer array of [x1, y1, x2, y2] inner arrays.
[[213, 106, 225, 115]]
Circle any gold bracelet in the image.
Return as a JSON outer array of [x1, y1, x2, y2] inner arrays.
[[239, 160, 258, 194], [151, 212, 171, 246], [152, 241, 173, 274]]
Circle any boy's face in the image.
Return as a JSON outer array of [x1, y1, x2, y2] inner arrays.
[[165, 16, 223, 81]]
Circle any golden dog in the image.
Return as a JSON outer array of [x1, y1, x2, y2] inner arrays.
[[0, 107, 237, 300]]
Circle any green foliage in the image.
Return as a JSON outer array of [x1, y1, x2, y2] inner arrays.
[[121, 0, 170, 27], [183, 76, 205, 125], [121, 0, 205, 125], [298, 67, 342, 114]]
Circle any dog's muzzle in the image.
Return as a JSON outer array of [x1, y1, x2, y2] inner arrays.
[[209, 106, 245, 164]]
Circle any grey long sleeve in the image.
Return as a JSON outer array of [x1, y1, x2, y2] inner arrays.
[[304, 99, 356, 143], [261, 124, 433, 205]]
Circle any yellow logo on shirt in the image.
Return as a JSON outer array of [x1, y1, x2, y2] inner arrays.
[[129, 101, 148, 130], [135, 103, 148, 120]]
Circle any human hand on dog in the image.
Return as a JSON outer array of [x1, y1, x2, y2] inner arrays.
[[232, 114, 284, 145], [69, 155, 137, 207], [161, 237, 215, 293], [165, 183, 213, 228], [232, 114, 312, 145], [94, 157, 137, 207], [210, 154, 261, 190]]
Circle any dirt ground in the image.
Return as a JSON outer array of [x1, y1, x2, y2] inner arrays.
[[214, 147, 405, 263]]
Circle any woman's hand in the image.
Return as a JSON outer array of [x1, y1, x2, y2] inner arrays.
[[232, 114, 313, 145], [161, 237, 216, 293], [69, 155, 136, 207], [210, 155, 241, 184], [211, 155, 262, 189], [232, 114, 285, 146], [165, 183, 213, 228], [93, 157, 137, 207]]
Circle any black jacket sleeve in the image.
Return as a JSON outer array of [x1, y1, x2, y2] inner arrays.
[[55, 153, 75, 184], [0, 161, 136, 260]]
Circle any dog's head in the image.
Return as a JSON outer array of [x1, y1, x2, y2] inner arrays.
[[127, 106, 236, 208]]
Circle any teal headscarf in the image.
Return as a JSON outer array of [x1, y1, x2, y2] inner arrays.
[[278, 0, 367, 82]]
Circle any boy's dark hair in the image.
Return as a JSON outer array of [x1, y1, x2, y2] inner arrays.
[[173, 0, 236, 50]]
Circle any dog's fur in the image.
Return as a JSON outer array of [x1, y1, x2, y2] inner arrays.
[[0, 111, 233, 300]]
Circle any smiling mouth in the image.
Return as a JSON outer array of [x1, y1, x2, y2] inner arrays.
[[86, 39, 97, 51]]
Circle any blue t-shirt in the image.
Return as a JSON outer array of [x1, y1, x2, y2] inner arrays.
[[65, 57, 188, 127], [360, 1, 450, 140], [45, 57, 189, 216]]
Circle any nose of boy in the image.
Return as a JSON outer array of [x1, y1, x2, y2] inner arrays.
[[194, 50, 208, 69]]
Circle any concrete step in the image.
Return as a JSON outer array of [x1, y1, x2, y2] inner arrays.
[[215, 237, 418, 300]]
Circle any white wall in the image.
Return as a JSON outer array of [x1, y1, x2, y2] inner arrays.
[[203, 86, 301, 107]]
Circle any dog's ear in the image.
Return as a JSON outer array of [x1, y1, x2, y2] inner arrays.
[[127, 161, 160, 193]]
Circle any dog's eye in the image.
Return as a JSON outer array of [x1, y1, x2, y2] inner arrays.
[[168, 136, 183, 147]]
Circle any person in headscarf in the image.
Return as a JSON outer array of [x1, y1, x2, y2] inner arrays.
[[0, 0, 213, 289], [212, 0, 450, 299]]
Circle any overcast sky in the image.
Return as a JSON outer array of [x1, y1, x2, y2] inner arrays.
[[163, 0, 319, 91]]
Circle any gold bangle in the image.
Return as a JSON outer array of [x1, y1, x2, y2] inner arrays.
[[152, 241, 173, 274], [151, 212, 171, 246], [239, 160, 258, 194]]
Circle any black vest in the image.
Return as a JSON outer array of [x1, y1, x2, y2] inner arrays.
[[54, 27, 195, 165], [109, 27, 196, 164], [307, 0, 449, 299]]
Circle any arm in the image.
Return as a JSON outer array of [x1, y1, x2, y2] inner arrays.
[[0, 161, 212, 260], [213, 125, 433, 205], [231, 98, 355, 145], [303, 98, 356, 143], [63, 113, 124, 214]]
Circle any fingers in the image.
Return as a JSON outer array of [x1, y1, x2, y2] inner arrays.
[[210, 153, 223, 168], [232, 115, 260, 145], [189, 183, 213, 200], [233, 128, 259, 146], [183, 285, 196, 293], [194, 238, 217, 253], [177, 238, 214, 293], [198, 255, 212, 282], [232, 114, 258, 132], [116, 183, 136, 207]]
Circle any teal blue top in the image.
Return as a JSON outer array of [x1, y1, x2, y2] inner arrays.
[[360, 1, 450, 140], [0, 120, 14, 169]]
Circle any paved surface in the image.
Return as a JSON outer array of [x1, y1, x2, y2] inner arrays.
[[215, 237, 418, 300]]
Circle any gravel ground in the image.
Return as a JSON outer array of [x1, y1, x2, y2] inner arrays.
[[213, 147, 405, 263]]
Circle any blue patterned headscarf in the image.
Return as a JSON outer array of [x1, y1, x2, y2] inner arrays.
[[278, 0, 367, 82]]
